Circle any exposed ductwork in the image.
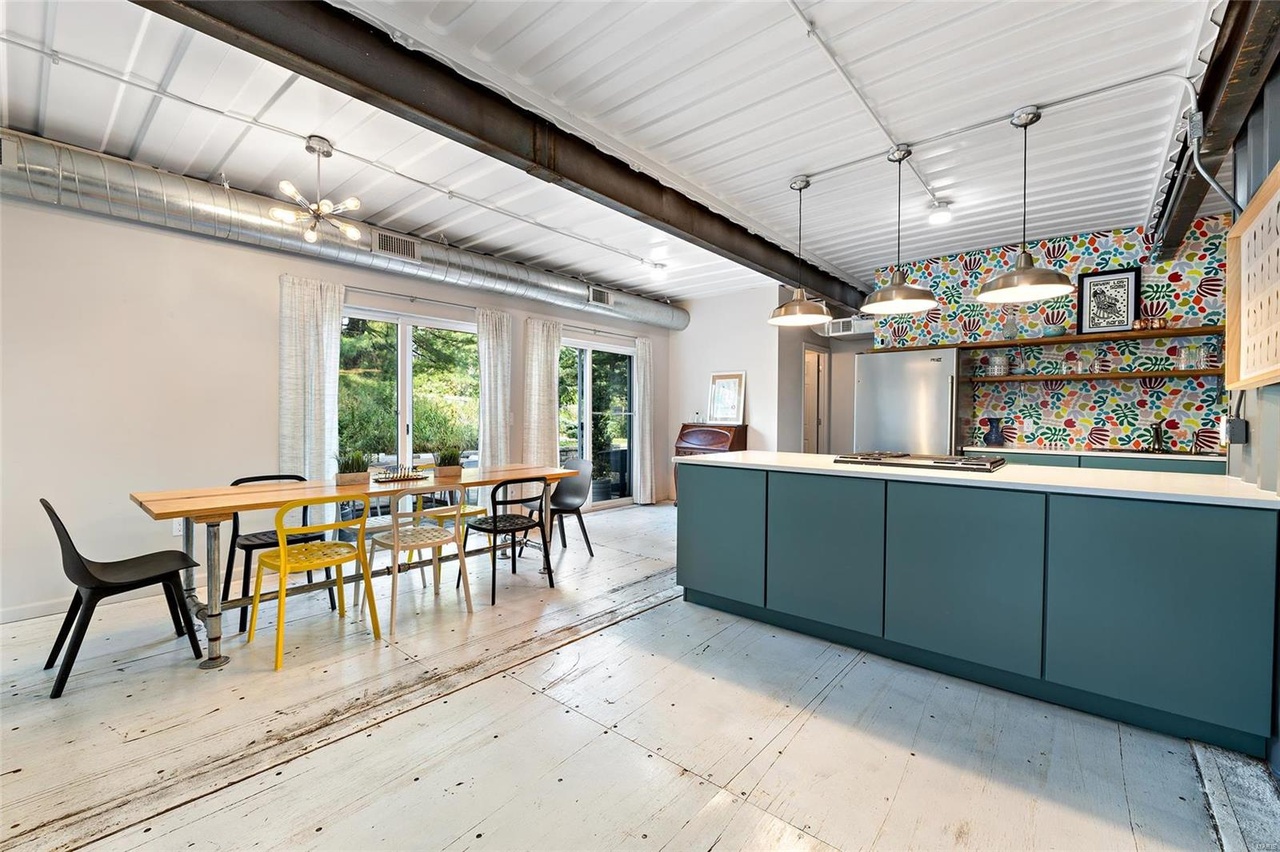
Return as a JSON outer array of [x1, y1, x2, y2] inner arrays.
[[0, 131, 691, 331]]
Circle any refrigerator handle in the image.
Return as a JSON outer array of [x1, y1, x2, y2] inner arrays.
[[947, 375, 957, 453]]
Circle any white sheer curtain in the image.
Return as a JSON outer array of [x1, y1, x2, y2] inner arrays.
[[477, 307, 512, 468], [633, 336, 656, 504], [278, 275, 344, 482], [522, 318, 562, 469]]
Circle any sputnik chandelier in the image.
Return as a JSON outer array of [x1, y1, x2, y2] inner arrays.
[[269, 135, 362, 243]]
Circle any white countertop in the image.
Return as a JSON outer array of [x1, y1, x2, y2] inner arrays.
[[960, 445, 1227, 462], [673, 451, 1280, 510]]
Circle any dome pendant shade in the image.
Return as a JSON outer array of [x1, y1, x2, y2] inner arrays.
[[975, 249, 1073, 304], [769, 287, 832, 326], [860, 268, 939, 315]]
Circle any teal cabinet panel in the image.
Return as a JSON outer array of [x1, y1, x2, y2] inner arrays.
[[675, 465, 766, 606], [1079, 455, 1226, 474], [1045, 496, 1276, 736], [884, 483, 1046, 677], [766, 473, 885, 636]]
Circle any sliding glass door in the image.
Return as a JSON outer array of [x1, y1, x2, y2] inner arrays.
[[560, 344, 634, 506]]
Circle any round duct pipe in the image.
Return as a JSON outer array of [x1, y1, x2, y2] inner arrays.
[[0, 132, 690, 331]]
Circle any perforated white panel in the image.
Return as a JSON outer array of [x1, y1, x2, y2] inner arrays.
[[1237, 198, 1280, 386]]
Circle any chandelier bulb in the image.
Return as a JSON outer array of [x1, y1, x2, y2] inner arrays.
[[303, 223, 319, 244], [269, 207, 299, 224], [340, 196, 361, 212], [339, 223, 362, 242], [318, 198, 334, 215]]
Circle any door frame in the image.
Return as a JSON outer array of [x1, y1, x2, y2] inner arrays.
[[802, 343, 831, 455]]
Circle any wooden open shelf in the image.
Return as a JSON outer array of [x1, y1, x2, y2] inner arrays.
[[874, 325, 1225, 353], [971, 368, 1225, 384]]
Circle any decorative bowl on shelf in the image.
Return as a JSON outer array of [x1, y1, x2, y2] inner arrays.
[[1042, 325, 1066, 338]]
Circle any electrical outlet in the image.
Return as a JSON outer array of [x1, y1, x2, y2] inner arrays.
[[172, 518, 184, 537]]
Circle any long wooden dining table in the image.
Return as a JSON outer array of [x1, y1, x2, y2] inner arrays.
[[131, 463, 576, 668]]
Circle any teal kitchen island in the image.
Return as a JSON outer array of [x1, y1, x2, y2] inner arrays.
[[674, 451, 1280, 757]]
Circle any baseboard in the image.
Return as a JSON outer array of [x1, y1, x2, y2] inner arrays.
[[2, 572, 208, 624]]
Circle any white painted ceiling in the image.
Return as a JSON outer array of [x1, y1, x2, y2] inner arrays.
[[1, 0, 1228, 305], [334, 0, 1229, 286], [0, 0, 778, 303]]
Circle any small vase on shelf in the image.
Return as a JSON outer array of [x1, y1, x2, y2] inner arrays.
[[982, 417, 1007, 447]]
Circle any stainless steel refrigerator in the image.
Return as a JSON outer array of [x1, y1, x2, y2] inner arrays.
[[853, 348, 961, 455]]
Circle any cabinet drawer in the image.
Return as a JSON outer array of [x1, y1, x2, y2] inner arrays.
[[1044, 495, 1276, 735], [885, 482, 1046, 677], [766, 473, 885, 636], [675, 465, 766, 606]]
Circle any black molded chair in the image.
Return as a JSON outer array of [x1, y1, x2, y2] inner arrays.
[[224, 475, 333, 633], [524, 458, 594, 557], [465, 477, 553, 605], [40, 499, 202, 699]]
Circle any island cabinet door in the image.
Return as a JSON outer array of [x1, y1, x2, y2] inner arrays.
[[884, 483, 1046, 678], [1044, 496, 1276, 736], [675, 464, 766, 606], [766, 473, 885, 636]]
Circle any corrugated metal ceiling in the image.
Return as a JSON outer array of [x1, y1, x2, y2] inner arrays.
[[334, 0, 1229, 284], [1, 0, 1230, 304], [0, 0, 776, 303]]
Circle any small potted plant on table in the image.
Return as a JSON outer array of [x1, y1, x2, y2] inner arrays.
[[335, 449, 371, 486], [433, 445, 462, 477]]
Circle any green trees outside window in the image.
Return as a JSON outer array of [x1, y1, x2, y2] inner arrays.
[[338, 317, 480, 459]]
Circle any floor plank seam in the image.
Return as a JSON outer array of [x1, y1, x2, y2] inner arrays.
[[23, 584, 683, 852]]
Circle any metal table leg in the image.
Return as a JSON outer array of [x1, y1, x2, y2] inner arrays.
[[182, 517, 197, 603], [199, 521, 230, 668]]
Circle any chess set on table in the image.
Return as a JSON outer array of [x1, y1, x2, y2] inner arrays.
[[371, 466, 434, 483]]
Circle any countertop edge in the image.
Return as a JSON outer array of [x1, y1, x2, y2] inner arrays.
[[672, 451, 1280, 510]]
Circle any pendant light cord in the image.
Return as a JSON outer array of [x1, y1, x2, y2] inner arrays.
[[896, 158, 902, 268], [315, 151, 322, 210], [796, 183, 804, 290], [1021, 123, 1028, 251]]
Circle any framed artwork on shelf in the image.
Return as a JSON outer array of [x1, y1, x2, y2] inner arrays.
[[1077, 267, 1139, 334], [706, 371, 746, 424]]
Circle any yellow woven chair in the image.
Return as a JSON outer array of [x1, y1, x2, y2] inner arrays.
[[366, 486, 473, 638], [248, 494, 381, 670]]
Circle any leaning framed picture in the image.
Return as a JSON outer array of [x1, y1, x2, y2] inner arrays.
[[706, 371, 746, 424], [1077, 267, 1140, 334]]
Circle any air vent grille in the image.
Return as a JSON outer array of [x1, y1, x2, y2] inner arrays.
[[372, 229, 420, 261], [589, 287, 613, 306]]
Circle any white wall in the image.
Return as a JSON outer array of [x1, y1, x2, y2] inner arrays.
[[0, 200, 671, 622], [666, 288, 779, 491]]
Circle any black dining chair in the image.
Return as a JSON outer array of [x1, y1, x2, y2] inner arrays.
[[224, 475, 334, 633], [40, 499, 202, 699], [522, 458, 595, 557], [465, 477, 553, 605]]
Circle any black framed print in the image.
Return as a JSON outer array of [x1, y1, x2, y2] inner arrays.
[[1077, 267, 1139, 334]]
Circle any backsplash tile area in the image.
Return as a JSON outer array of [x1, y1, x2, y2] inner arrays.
[[872, 216, 1227, 349], [967, 340, 1223, 452], [872, 216, 1229, 452]]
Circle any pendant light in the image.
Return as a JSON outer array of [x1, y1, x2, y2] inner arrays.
[[861, 145, 939, 315], [269, 136, 363, 243], [768, 176, 832, 327], [976, 108, 1073, 304]]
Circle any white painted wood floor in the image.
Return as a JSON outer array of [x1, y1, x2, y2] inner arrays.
[[2, 503, 1278, 851]]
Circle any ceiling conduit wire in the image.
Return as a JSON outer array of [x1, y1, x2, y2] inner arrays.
[[785, 0, 938, 203]]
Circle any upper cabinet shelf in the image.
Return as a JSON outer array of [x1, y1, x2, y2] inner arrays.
[[875, 325, 1225, 353], [971, 368, 1225, 384]]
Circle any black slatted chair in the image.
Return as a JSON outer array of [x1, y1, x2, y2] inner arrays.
[[40, 499, 202, 699], [224, 475, 334, 633], [465, 477, 553, 605], [523, 458, 594, 557]]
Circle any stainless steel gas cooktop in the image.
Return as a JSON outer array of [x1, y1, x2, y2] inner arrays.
[[835, 452, 1006, 472]]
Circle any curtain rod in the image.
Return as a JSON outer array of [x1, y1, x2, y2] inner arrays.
[[343, 285, 640, 342]]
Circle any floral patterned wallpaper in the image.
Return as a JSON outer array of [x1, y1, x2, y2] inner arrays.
[[872, 216, 1229, 452]]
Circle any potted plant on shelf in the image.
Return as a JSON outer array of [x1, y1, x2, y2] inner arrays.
[[335, 449, 370, 486], [433, 445, 462, 477]]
